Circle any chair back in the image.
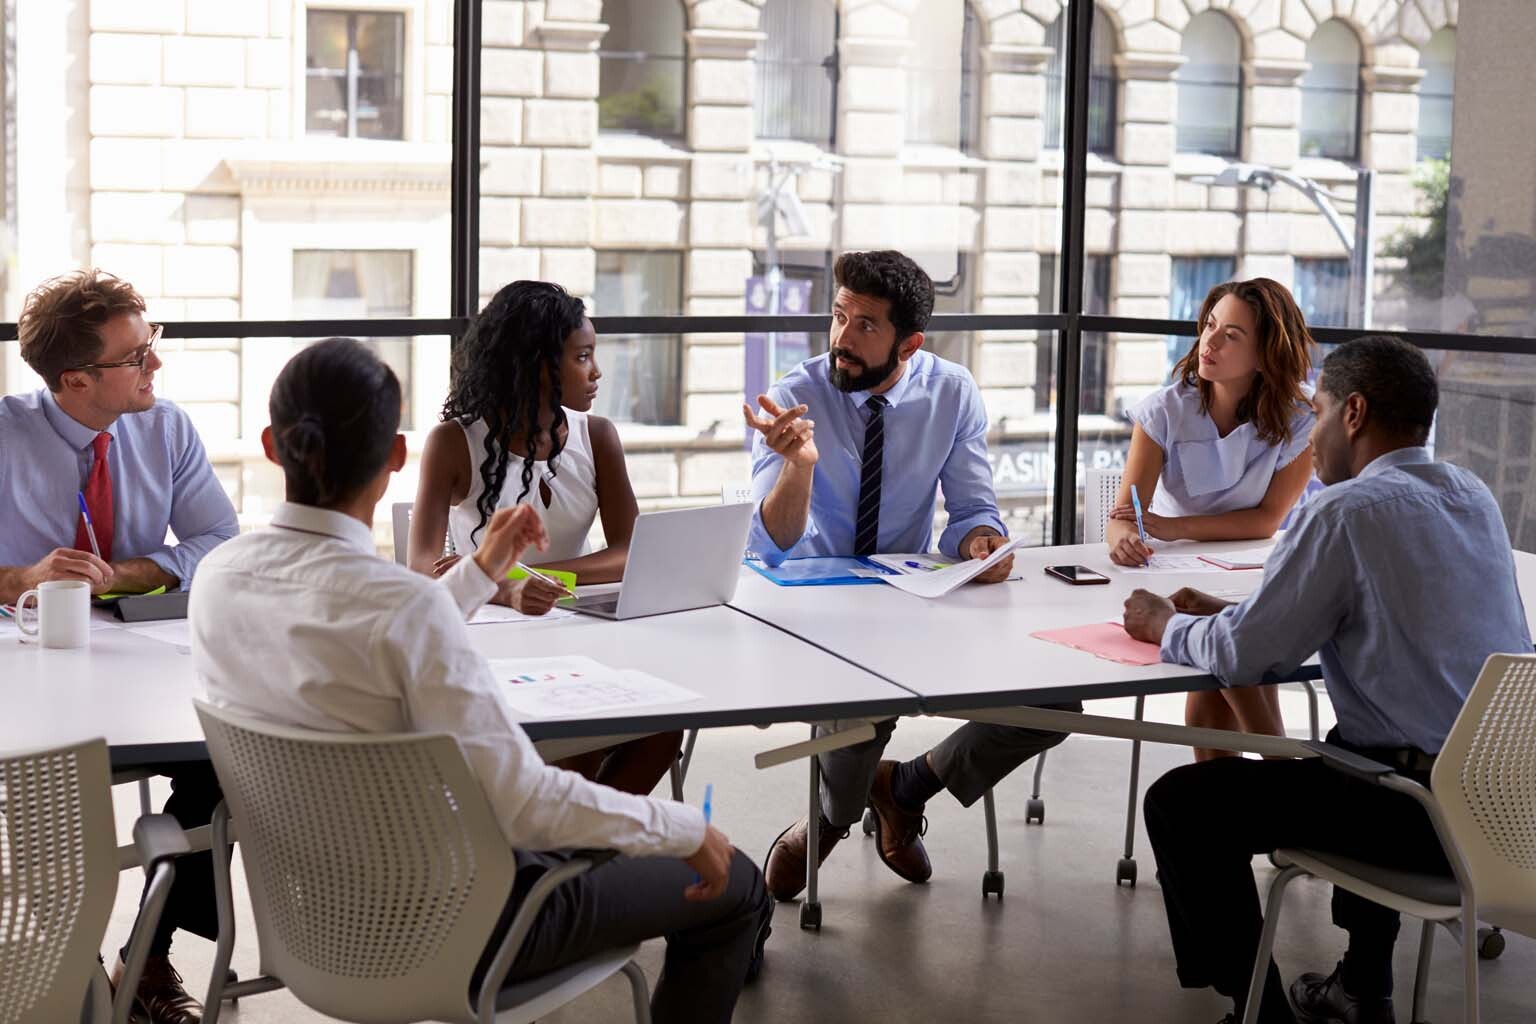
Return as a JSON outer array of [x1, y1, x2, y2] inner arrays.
[[195, 702, 517, 1024], [390, 503, 413, 566], [1432, 653, 1536, 938], [1083, 468, 1124, 544], [0, 738, 117, 1024]]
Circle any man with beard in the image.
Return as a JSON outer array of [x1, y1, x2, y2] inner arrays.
[[742, 249, 1075, 901]]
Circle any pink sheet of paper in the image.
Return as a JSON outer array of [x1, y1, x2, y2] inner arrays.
[[1031, 622, 1164, 666]]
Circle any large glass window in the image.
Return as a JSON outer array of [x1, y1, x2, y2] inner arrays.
[[291, 250, 416, 427], [1299, 19, 1362, 161], [755, 0, 838, 146], [1295, 257, 1351, 328], [1417, 28, 1455, 162], [1168, 257, 1236, 377], [1176, 12, 1242, 156], [306, 9, 406, 140], [598, 0, 685, 139], [1045, 6, 1117, 156], [593, 251, 683, 425], [1038, 254, 1110, 414], [905, 2, 981, 153]]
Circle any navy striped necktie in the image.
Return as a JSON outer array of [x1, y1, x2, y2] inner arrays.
[[854, 395, 889, 557]]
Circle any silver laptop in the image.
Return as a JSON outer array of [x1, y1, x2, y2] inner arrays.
[[570, 502, 755, 620]]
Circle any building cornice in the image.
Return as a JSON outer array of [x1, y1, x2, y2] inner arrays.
[[224, 143, 450, 196]]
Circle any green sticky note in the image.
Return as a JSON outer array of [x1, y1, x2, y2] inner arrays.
[[95, 585, 168, 601], [506, 566, 577, 592]]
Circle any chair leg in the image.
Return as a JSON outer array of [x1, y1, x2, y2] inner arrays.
[[1461, 903, 1481, 1024], [620, 961, 652, 1024], [1240, 865, 1304, 1024], [202, 802, 236, 1024], [1299, 680, 1321, 741], [801, 726, 822, 931], [1410, 919, 1435, 1024], [1025, 751, 1046, 823], [981, 789, 1003, 899], [137, 777, 152, 817], [678, 729, 699, 783], [668, 758, 684, 802], [1117, 695, 1146, 887]]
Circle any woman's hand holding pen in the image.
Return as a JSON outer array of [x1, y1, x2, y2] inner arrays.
[[472, 506, 549, 584]]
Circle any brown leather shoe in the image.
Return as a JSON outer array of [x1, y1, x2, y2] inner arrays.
[[111, 954, 203, 1024], [868, 760, 932, 883], [763, 816, 848, 901]]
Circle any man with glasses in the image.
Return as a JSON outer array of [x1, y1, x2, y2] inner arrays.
[[0, 269, 237, 1023]]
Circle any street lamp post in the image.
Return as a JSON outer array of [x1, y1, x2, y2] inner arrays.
[[1194, 162, 1376, 329]]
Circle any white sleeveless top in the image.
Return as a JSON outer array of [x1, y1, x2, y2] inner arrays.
[[448, 410, 599, 563]]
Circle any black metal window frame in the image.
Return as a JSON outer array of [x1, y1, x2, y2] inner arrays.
[[0, 0, 1523, 545]]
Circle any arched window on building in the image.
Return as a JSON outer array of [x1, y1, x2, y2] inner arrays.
[[1299, 19, 1362, 160], [1417, 28, 1455, 161], [1176, 11, 1242, 156], [1044, 6, 1117, 157], [755, 0, 838, 146], [906, 1, 982, 153], [597, 0, 686, 139]]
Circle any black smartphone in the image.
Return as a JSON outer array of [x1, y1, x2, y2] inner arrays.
[[1045, 564, 1111, 586]]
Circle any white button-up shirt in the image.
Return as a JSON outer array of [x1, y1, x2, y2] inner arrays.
[[191, 502, 705, 859]]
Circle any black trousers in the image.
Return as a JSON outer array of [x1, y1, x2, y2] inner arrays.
[[125, 763, 223, 958], [475, 848, 772, 1024], [1142, 735, 1448, 1022]]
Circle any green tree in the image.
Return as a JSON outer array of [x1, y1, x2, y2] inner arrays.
[[1383, 158, 1449, 299]]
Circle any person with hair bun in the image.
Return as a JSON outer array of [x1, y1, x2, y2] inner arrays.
[[1108, 277, 1318, 760], [193, 339, 771, 1023], [411, 280, 681, 795]]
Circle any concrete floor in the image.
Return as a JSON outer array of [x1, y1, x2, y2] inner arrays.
[[106, 693, 1535, 1023]]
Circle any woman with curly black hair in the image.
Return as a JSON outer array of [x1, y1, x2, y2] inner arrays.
[[411, 279, 682, 794]]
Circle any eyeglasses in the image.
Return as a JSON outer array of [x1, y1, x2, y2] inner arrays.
[[71, 324, 163, 373]]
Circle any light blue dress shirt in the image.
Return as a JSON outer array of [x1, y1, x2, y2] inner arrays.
[[749, 350, 1006, 565], [0, 389, 238, 588], [1128, 381, 1315, 517], [1162, 447, 1532, 752]]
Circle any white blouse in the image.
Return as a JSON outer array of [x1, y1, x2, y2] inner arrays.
[[448, 409, 600, 562], [1128, 381, 1315, 517]]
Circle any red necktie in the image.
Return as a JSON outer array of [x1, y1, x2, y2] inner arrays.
[[74, 432, 114, 562]]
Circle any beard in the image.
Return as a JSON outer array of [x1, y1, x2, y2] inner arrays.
[[828, 341, 901, 393]]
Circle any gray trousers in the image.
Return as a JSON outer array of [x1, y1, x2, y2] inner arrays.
[[814, 704, 1081, 828], [483, 848, 772, 1024]]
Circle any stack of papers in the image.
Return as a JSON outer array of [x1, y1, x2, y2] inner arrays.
[[485, 655, 702, 718], [1032, 622, 1163, 666], [1197, 546, 1274, 570], [1118, 554, 1232, 575]]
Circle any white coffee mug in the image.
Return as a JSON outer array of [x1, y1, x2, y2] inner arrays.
[[16, 579, 92, 649]]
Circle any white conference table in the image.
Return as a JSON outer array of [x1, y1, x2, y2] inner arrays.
[[731, 539, 1314, 714], [0, 604, 916, 771]]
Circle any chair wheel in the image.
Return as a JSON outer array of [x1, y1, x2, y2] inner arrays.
[[1025, 798, 1045, 824], [1478, 926, 1505, 960], [1116, 857, 1137, 887], [982, 870, 1005, 900], [861, 808, 875, 837], [799, 901, 821, 931]]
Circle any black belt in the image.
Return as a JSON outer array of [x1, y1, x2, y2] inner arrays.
[[1329, 729, 1437, 775]]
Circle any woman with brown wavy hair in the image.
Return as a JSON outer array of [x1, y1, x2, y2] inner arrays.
[[1106, 277, 1316, 759]]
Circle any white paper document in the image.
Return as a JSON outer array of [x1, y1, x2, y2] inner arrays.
[[468, 604, 577, 626], [486, 655, 702, 718], [123, 619, 193, 653], [1195, 546, 1274, 571], [1117, 554, 1233, 575], [880, 536, 1029, 598]]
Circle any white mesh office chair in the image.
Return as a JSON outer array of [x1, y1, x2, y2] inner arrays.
[[1241, 653, 1536, 1024], [390, 502, 414, 566], [195, 702, 650, 1024], [1, 737, 188, 1024]]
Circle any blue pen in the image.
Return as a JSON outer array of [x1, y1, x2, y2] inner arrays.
[[76, 492, 103, 559], [702, 783, 713, 826], [1130, 484, 1150, 567]]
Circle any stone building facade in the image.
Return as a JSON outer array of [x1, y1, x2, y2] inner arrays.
[[1, 0, 1460, 541]]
